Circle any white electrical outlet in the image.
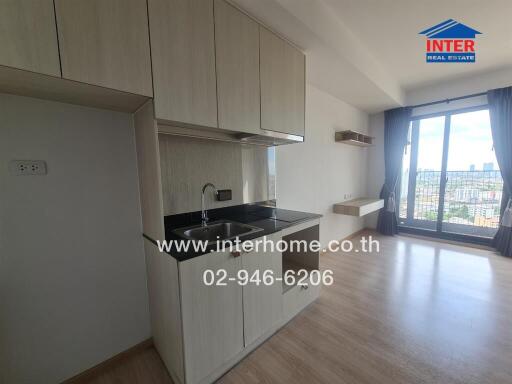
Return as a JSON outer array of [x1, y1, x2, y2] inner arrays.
[[9, 160, 47, 176]]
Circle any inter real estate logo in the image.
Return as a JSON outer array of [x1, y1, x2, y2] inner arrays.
[[419, 19, 481, 63]]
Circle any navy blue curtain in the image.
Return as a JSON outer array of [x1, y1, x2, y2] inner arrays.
[[488, 87, 512, 257], [377, 107, 412, 236]]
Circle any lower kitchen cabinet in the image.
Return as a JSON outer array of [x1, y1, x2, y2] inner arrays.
[[179, 249, 244, 384], [241, 232, 283, 345], [146, 223, 320, 384], [143, 239, 184, 383]]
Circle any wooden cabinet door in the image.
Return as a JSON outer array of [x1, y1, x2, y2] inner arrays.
[[242, 232, 283, 345], [143, 239, 184, 384], [179, 250, 243, 384], [0, 0, 60, 76], [148, 0, 218, 128], [214, 0, 260, 134], [55, 0, 153, 96], [260, 27, 305, 137]]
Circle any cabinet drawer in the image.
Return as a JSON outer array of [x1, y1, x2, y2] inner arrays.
[[282, 276, 320, 323]]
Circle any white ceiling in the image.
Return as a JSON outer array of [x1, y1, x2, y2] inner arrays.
[[231, 0, 512, 113], [232, 0, 404, 112], [323, 0, 512, 90]]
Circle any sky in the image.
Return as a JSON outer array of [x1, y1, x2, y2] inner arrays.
[[411, 109, 499, 172]]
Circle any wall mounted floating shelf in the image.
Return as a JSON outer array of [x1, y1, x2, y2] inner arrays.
[[333, 198, 384, 217], [335, 130, 374, 146]]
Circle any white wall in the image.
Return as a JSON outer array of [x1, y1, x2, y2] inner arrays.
[[0, 94, 150, 384], [405, 66, 512, 106], [276, 85, 369, 246], [365, 112, 385, 229]]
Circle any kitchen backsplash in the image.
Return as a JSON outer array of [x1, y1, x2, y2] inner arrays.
[[158, 134, 269, 215]]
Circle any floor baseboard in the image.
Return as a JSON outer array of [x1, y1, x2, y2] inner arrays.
[[342, 227, 373, 241], [321, 227, 373, 254], [399, 232, 494, 251], [61, 338, 153, 384]]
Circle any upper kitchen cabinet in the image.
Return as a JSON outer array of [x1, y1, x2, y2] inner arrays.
[[214, 0, 260, 134], [55, 0, 153, 96], [260, 27, 305, 137], [148, 0, 218, 128], [0, 0, 60, 76]]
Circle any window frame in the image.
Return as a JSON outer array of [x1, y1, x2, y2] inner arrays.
[[398, 103, 498, 245]]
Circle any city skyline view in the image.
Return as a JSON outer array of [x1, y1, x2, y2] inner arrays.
[[413, 110, 499, 172], [399, 109, 503, 238]]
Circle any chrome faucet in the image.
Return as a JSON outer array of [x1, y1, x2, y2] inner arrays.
[[201, 183, 217, 227]]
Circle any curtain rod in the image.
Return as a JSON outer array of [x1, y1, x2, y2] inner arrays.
[[409, 91, 487, 109]]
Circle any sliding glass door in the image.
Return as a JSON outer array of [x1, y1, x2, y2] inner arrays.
[[399, 107, 503, 242]]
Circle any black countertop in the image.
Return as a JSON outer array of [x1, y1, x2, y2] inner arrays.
[[145, 203, 322, 262]]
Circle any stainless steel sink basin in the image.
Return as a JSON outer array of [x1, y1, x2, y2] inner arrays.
[[173, 220, 263, 242]]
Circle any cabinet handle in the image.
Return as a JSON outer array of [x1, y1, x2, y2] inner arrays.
[[231, 251, 241, 258]]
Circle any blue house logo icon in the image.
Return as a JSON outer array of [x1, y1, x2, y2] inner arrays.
[[419, 19, 481, 63]]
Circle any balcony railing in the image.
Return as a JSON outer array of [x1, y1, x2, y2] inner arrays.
[[399, 170, 503, 237]]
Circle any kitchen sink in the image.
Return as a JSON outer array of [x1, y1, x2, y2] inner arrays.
[[173, 220, 263, 242]]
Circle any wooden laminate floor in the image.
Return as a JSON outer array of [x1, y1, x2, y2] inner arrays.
[[81, 232, 512, 384]]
